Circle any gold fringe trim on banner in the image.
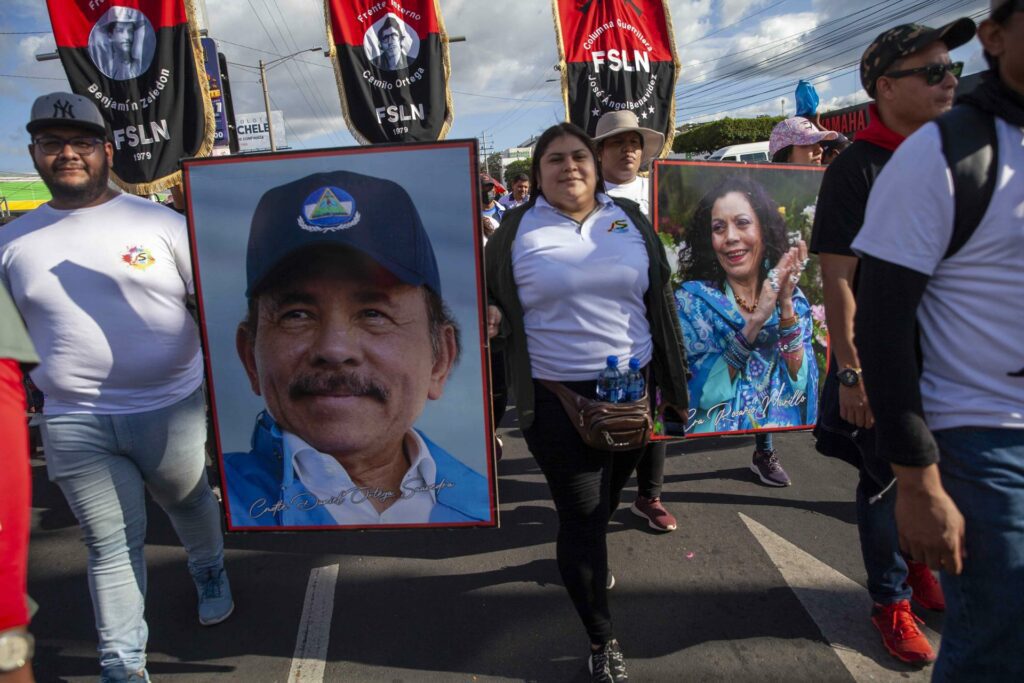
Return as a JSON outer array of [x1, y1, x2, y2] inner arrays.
[[113, 0, 215, 196], [325, 0, 454, 145], [551, 0, 570, 124]]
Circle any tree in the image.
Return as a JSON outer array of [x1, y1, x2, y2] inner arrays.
[[485, 152, 503, 181], [672, 115, 784, 156], [503, 157, 531, 183]]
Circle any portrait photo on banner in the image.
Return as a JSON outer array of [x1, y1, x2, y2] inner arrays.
[[182, 141, 497, 531], [652, 161, 829, 438]]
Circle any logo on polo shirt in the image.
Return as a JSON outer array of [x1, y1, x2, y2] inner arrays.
[[121, 245, 155, 270], [608, 219, 629, 233], [297, 186, 362, 232]]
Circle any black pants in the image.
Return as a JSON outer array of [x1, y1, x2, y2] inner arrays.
[[635, 440, 666, 499], [523, 379, 644, 645]]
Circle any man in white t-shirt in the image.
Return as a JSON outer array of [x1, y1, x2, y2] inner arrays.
[[852, 2, 1024, 678], [0, 92, 232, 682]]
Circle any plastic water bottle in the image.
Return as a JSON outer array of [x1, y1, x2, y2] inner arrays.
[[624, 357, 645, 401], [596, 355, 625, 403]]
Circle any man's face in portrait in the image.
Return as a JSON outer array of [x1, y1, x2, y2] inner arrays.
[[380, 26, 403, 66], [238, 250, 456, 466], [108, 21, 135, 61]]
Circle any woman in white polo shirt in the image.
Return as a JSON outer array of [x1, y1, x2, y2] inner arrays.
[[485, 122, 688, 682]]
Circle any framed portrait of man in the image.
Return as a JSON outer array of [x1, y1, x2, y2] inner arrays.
[[182, 141, 497, 530], [652, 160, 829, 437]]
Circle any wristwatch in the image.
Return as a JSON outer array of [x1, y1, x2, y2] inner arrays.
[[837, 367, 863, 387], [0, 630, 34, 672]]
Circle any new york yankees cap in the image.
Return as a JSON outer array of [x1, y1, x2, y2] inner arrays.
[[27, 92, 107, 138]]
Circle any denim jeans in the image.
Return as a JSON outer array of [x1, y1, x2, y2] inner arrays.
[[755, 433, 773, 451], [41, 387, 225, 681], [931, 428, 1024, 682]]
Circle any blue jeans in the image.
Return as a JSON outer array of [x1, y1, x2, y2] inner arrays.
[[41, 387, 225, 681], [932, 428, 1024, 682], [755, 433, 773, 451]]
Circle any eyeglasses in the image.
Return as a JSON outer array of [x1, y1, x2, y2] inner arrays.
[[883, 61, 963, 86], [32, 136, 104, 155]]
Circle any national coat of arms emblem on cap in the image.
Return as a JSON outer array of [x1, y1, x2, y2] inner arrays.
[[297, 186, 361, 232]]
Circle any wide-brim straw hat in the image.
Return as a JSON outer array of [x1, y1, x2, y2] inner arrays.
[[592, 110, 665, 168]]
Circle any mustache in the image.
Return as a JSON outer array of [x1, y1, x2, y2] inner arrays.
[[289, 371, 389, 403]]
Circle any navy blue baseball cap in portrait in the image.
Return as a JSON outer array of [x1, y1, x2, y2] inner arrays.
[[245, 170, 441, 297]]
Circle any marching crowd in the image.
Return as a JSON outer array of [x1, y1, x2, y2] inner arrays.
[[2, 1, 1022, 682]]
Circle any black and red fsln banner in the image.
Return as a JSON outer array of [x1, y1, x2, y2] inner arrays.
[[46, 0, 212, 193], [554, 0, 679, 154], [325, 0, 452, 144]]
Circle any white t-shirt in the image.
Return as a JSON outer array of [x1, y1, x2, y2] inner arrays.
[[604, 176, 650, 217], [0, 194, 203, 414], [289, 430, 438, 525], [852, 119, 1024, 432], [511, 194, 652, 381]]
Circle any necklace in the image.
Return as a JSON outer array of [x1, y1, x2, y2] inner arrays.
[[734, 294, 758, 313]]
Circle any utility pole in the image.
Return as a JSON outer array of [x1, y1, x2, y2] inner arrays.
[[479, 131, 495, 179], [259, 59, 275, 152], [258, 47, 325, 152]]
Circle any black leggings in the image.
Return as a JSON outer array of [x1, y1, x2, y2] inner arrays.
[[635, 440, 666, 499], [523, 379, 645, 645]]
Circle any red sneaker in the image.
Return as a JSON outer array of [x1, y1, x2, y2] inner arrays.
[[871, 600, 936, 665], [630, 495, 677, 531], [907, 560, 946, 611]]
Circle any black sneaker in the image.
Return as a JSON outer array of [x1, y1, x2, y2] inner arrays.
[[589, 639, 628, 682]]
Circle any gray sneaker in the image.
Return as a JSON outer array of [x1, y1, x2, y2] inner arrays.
[[191, 565, 234, 626], [751, 449, 791, 487], [100, 667, 150, 682]]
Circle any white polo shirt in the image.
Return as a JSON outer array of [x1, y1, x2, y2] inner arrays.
[[852, 118, 1024, 432], [289, 430, 438, 525], [511, 193, 652, 380]]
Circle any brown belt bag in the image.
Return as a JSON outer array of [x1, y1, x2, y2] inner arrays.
[[539, 380, 652, 452]]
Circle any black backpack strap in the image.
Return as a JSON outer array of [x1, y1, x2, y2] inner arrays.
[[934, 104, 999, 259]]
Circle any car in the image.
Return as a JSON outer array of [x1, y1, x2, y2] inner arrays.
[[707, 141, 771, 163]]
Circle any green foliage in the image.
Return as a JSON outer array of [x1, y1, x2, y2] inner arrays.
[[485, 152, 503, 180], [672, 116, 785, 155], [504, 158, 532, 183]]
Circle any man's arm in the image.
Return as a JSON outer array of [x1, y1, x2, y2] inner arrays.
[[819, 253, 872, 428], [855, 255, 964, 573]]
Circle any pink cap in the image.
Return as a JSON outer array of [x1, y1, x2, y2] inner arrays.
[[769, 117, 838, 158]]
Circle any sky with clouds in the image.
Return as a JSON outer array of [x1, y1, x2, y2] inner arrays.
[[1, 0, 990, 174]]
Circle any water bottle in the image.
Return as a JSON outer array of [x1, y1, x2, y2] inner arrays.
[[596, 355, 625, 403], [624, 357, 645, 401]]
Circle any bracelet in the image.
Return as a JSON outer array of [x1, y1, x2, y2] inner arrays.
[[779, 315, 798, 328], [723, 331, 753, 370]]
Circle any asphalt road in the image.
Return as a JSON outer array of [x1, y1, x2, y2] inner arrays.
[[28, 418, 946, 682]]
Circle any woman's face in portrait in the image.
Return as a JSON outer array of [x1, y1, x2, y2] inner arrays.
[[538, 134, 597, 211], [710, 191, 764, 284]]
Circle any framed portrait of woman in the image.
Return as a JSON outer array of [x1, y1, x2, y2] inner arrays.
[[652, 161, 829, 437]]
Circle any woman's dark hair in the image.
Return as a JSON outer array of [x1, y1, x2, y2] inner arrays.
[[529, 122, 605, 201], [679, 175, 789, 290], [771, 146, 793, 163]]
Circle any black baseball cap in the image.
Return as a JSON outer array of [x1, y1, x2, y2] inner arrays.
[[26, 92, 108, 138], [860, 19, 977, 98], [245, 170, 441, 298]]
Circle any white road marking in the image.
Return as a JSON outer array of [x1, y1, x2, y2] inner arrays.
[[287, 564, 340, 683], [739, 512, 940, 681]]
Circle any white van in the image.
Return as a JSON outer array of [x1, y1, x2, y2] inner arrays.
[[707, 141, 771, 163]]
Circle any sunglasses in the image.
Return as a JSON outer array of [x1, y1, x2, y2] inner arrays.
[[883, 61, 963, 86], [32, 136, 105, 155]]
